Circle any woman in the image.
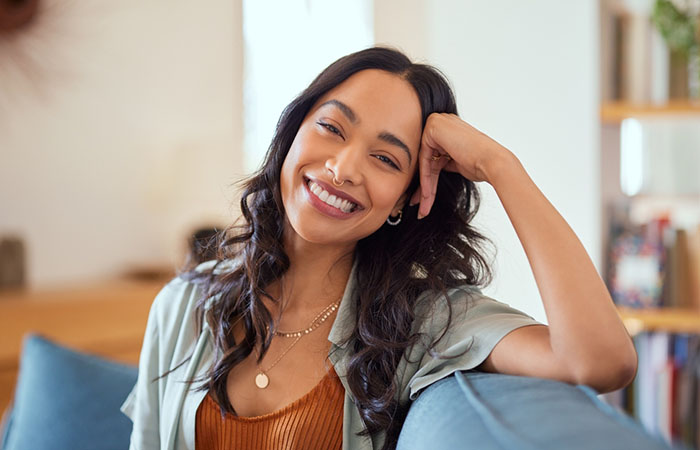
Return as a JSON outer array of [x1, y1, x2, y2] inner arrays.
[[121, 47, 637, 450]]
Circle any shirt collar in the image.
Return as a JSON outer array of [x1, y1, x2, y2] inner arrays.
[[327, 257, 359, 348]]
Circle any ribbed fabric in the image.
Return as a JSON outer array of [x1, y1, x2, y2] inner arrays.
[[195, 368, 344, 450]]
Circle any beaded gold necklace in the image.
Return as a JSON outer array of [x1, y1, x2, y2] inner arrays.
[[254, 299, 341, 389]]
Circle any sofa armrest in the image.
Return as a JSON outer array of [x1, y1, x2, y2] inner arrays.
[[397, 371, 673, 450]]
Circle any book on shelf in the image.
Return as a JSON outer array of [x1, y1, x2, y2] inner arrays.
[[608, 207, 700, 310], [609, 331, 700, 448], [607, 213, 667, 308], [664, 228, 693, 309]]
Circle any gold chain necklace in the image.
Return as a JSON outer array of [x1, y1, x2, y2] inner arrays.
[[274, 299, 341, 338], [253, 298, 341, 389]]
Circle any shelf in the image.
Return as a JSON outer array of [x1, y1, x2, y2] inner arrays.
[[617, 306, 700, 336], [601, 100, 700, 124]]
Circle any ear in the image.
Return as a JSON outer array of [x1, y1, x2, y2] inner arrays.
[[392, 192, 408, 216]]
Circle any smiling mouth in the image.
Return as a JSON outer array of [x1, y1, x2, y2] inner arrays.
[[306, 179, 359, 213]]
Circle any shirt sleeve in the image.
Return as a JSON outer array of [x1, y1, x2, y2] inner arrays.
[[406, 287, 542, 400], [120, 283, 168, 450]]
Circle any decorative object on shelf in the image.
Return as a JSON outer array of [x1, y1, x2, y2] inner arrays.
[[0, 0, 84, 110], [651, 0, 700, 98], [0, 0, 42, 109], [606, 0, 669, 104], [606, 201, 700, 310], [607, 214, 668, 308], [0, 235, 25, 289], [0, 0, 39, 32]]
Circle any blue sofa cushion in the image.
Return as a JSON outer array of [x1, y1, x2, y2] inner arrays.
[[1, 334, 138, 450], [397, 371, 672, 450]]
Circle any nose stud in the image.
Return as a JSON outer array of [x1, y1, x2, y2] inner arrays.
[[332, 177, 345, 187]]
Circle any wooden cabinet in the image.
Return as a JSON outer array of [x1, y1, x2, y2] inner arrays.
[[0, 279, 166, 414]]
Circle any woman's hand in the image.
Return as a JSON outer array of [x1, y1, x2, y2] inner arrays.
[[409, 113, 515, 219]]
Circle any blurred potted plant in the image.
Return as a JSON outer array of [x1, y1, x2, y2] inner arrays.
[[652, 0, 700, 98]]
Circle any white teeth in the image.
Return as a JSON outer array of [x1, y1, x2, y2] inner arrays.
[[307, 180, 357, 213]]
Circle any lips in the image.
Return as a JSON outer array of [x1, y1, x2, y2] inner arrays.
[[303, 176, 364, 212], [308, 180, 358, 212]]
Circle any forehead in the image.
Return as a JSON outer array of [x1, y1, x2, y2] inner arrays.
[[312, 69, 423, 154]]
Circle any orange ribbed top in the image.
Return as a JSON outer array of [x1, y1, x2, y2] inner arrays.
[[195, 368, 344, 450]]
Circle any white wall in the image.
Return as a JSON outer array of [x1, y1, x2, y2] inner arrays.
[[376, 0, 601, 322], [0, 0, 243, 287], [243, 0, 373, 172]]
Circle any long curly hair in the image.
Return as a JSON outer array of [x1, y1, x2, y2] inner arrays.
[[181, 46, 493, 450]]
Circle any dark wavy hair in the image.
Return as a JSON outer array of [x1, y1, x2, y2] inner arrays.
[[180, 46, 492, 450]]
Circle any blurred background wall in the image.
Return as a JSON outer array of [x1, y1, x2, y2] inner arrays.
[[0, 0, 244, 287], [0, 0, 601, 325]]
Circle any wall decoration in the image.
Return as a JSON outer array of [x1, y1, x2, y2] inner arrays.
[[0, 0, 39, 32]]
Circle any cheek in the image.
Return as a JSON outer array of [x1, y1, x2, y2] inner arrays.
[[280, 162, 298, 215], [281, 129, 314, 178], [368, 180, 407, 213], [280, 137, 305, 199]]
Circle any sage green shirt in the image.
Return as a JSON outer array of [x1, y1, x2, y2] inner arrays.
[[120, 260, 541, 450]]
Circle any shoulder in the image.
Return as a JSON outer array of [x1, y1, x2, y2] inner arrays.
[[412, 285, 541, 359], [150, 259, 238, 338], [414, 285, 536, 335], [403, 286, 541, 400]]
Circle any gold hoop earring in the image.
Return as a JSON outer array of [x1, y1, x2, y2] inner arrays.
[[332, 177, 344, 187]]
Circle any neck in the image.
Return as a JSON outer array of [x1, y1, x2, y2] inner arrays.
[[272, 226, 355, 314]]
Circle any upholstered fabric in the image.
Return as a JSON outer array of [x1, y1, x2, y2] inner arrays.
[[1, 334, 137, 450], [397, 371, 672, 450]]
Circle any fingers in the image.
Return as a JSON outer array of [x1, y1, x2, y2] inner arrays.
[[417, 146, 435, 219], [409, 187, 421, 207], [414, 113, 458, 219], [417, 152, 451, 219]]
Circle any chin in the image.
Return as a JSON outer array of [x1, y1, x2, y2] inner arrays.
[[285, 216, 377, 248], [294, 224, 355, 246]]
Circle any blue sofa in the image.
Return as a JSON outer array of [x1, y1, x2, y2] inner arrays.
[[1, 334, 674, 450]]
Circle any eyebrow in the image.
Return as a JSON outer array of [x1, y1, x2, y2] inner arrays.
[[377, 132, 411, 165], [318, 99, 413, 165], [320, 99, 357, 124]]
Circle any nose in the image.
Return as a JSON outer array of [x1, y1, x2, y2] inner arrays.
[[325, 143, 364, 186]]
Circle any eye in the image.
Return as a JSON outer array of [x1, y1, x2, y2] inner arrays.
[[316, 121, 343, 139], [374, 154, 400, 170]]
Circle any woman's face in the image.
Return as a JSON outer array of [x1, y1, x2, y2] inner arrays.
[[280, 69, 422, 248]]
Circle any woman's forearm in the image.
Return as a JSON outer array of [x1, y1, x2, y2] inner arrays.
[[483, 150, 637, 386]]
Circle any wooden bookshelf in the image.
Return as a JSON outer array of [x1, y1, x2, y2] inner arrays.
[[601, 100, 700, 124], [617, 306, 700, 336]]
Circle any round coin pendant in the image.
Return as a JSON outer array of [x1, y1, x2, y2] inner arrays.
[[255, 372, 269, 389]]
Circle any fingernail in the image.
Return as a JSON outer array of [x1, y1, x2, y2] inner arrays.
[[417, 212, 425, 220], [409, 198, 418, 206]]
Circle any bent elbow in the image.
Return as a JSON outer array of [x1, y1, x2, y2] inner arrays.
[[574, 348, 638, 393]]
